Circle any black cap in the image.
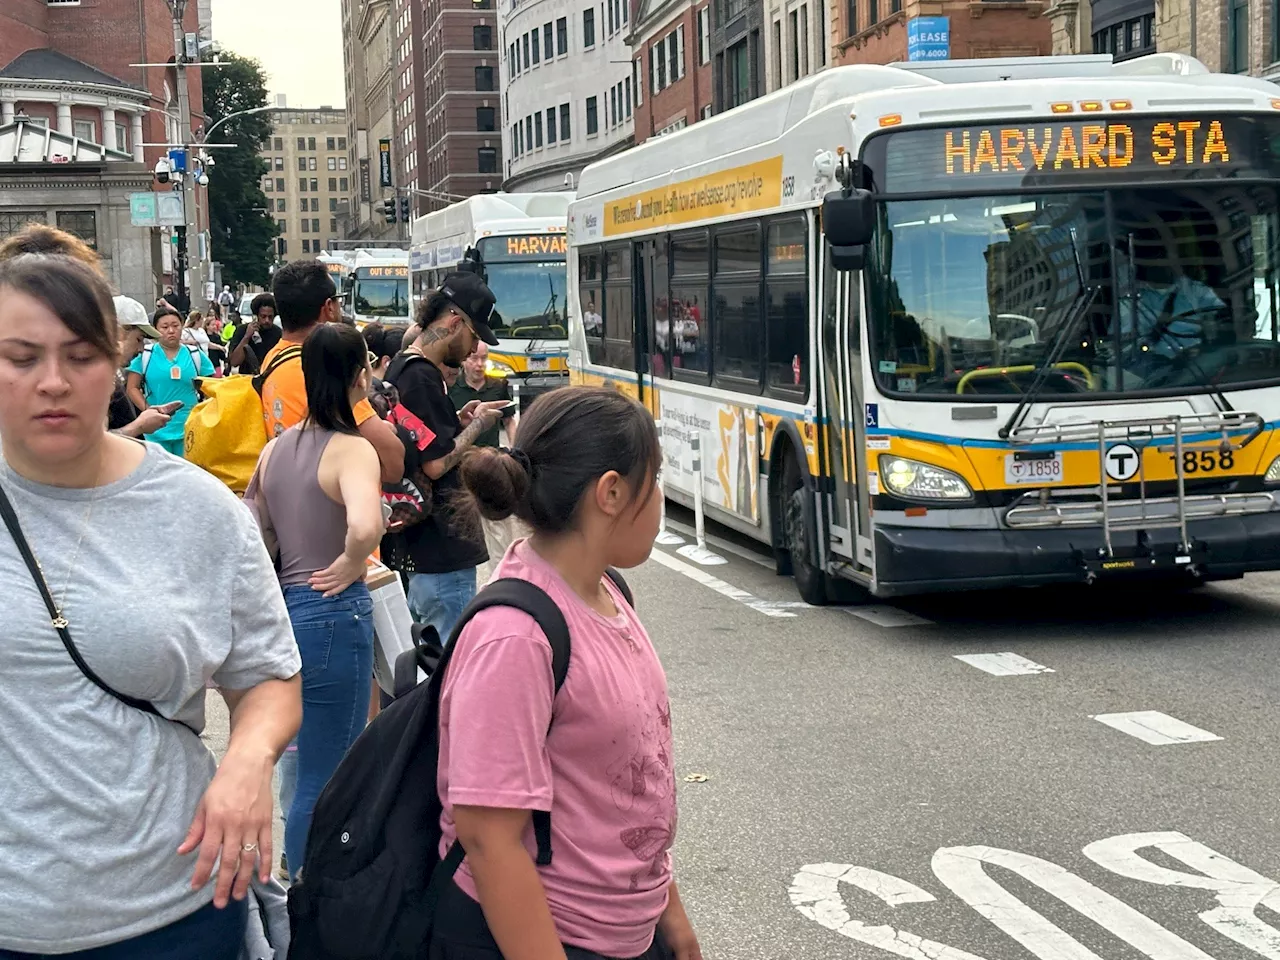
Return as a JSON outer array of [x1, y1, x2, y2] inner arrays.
[[440, 271, 499, 346]]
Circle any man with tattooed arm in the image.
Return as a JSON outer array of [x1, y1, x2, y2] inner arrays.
[[383, 273, 508, 643]]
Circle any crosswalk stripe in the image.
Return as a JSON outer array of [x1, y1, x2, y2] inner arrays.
[[649, 548, 798, 617], [1092, 711, 1222, 745], [954, 653, 1055, 676]]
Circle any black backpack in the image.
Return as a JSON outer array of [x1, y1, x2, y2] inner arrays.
[[287, 571, 633, 960]]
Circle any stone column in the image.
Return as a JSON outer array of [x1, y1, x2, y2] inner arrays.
[[102, 105, 118, 151], [56, 100, 72, 136], [1, 100, 14, 125], [131, 113, 145, 162], [1045, 0, 1092, 55], [1157, 0, 1195, 57]]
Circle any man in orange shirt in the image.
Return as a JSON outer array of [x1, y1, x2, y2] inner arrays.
[[261, 260, 404, 482]]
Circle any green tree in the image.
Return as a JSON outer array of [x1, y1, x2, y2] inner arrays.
[[204, 53, 277, 289]]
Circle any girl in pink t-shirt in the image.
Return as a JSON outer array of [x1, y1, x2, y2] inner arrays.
[[429, 387, 702, 960]]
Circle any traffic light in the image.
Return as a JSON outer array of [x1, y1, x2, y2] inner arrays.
[[397, 196, 411, 222], [376, 198, 396, 224]]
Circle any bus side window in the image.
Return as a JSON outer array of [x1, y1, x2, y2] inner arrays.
[[670, 231, 710, 379], [604, 244, 634, 368], [580, 248, 605, 363], [766, 217, 808, 397], [651, 238, 671, 379]]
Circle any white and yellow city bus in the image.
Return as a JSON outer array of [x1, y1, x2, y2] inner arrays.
[[411, 192, 574, 402], [347, 249, 410, 328], [567, 53, 1280, 603]]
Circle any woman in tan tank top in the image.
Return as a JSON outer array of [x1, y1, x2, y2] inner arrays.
[[254, 323, 384, 882]]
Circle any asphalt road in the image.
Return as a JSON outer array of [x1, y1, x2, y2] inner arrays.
[[207, 517, 1280, 959]]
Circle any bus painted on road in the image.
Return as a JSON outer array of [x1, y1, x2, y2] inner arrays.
[[411, 192, 573, 402], [567, 53, 1280, 603]]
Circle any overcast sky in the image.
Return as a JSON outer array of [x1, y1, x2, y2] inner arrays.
[[212, 0, 345, 108]]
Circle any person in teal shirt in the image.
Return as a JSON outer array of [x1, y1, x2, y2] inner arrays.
[[124, 308, 214, 456]]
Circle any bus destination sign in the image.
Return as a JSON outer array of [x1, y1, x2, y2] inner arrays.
[[479, 234, 568, 260], [872, 115, 1280, 192], [362, 266, 408, 277]]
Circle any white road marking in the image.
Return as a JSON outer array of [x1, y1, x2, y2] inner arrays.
[[1091, 711, 1222, 746], [845, 605, 935, 627], [648, 549, 797, 617], [954, 652, 1055, 676], [663, 518, 774, 568], [674, 543, 728, 565]]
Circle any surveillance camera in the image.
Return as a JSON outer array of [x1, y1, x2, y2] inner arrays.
[[154, 157, 172, 184], [196, 172, 210, 186]]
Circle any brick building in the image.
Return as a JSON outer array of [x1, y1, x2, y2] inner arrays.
[[391, 0, 428, 212], [420, 0, 502, 209], [830, 0, 1051, 66], [763, 0, 827, 91], [1048, 0, 1278, 80], [709, 0, 766, 112], [260, 106, 349, 261], [631, 0, 715, 144], [0, 0, 204, 165]]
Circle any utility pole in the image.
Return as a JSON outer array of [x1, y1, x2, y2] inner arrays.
[[167, 0, 205, 309]]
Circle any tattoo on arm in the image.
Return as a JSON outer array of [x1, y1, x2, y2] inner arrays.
[[432, 417, 487, 475]]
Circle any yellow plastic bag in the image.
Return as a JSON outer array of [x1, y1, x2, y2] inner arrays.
[[184, 375, 269, 493]]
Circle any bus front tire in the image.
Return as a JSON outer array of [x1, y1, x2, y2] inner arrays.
[[783, 461, 829, 606]]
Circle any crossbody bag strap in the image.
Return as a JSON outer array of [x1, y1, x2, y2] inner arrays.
[[0, 482, 196, 735]]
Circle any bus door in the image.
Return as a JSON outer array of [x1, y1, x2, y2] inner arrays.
[[634, 239, 657, 413], [818, 242, 871, 573]]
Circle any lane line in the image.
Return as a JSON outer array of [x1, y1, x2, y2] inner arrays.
[[649, 548, 798, 618], [662, 518, 774, 569], [845, 605, 935, 628], [954, 652, 1055, 676], [1092, 711, 1222, 745]]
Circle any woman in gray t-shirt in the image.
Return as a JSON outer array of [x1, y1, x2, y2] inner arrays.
[[0, 255, 302, 957]]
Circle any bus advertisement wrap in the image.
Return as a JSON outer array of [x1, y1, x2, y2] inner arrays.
[[604, 157, 784, 237], [659, 392, 760, 523]]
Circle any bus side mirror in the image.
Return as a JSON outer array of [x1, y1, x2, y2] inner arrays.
[[822, 190, 874, 271]]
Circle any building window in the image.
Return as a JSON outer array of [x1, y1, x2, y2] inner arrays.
[[698, 6, 711, 64], [277, 237, 288, 255], [302, 219, 310, 233], [297, 137, 306, 149], [523, 33, 531, 67], [475, 65, 496, 90], [276, 177, 286, 191], [547, 106, 557, 142], [583, 7, 596, 46], [477, 146, 500, 173], [299, 178, 308, 191], [701, 103, 713, 119], [298, 157, 307, 172], [277, 199, 287, 211], [800, 5, 809, 75], [474, 24, 493, 49], [274, 157, 284, 170], [339, 157, 347, 170], [586, 96, 598, 135], [311, 178, 319, 191], [329, 177, 338, 191], [557, 16, 569, 54], [544, 23, 554, 58], [327, 136, 336, 150], [308, 137, 316, 150], [607, 0, 614, 34], [634, 57, 644, 105], [625, 76, 632, 117], [338, 136, 347, 149], [477, 106, 496, 131], [328, 157, 337, 170], [330, 218, 337, 233], [532, 28, 541, 63], [726, 38, 750, 108], [1228, 0, 1249, 72], [845, 0, 857, 36], [340, 177, 349, 192], [610, 86, 619, 126], [72, 119, 95, 142], [274, 137, 283, 150], [114, 122, 129, 152], [817, 0, 827, 63], [302, 239, 311, 253], [329, 197, 338, 211], [672, 25, 685, 83], [534, 112, 544, 146], [313, 218, 320, 232], [788, 10, 799, 81]]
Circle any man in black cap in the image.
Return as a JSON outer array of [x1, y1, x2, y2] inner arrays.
[[383, 272, 510, 642]]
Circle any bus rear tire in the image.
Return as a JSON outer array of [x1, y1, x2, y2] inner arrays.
[[783, 460, 829, 606]]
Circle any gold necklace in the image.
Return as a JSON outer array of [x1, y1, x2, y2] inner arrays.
[[4, 460, 106, 629]]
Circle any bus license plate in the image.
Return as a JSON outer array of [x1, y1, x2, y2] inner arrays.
[[528, 357, 550, 371], [1005, 453, 1064, 485]]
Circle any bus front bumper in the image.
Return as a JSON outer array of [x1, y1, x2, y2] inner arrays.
[[871, 509, 1280, 596]]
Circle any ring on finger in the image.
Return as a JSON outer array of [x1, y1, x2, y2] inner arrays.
[[242, 842, 258, 853]]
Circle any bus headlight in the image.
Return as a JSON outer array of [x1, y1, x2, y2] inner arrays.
[[1265, 455, 1280, 485], [879, 456, 974, 501], [486, 359, 515, 377]]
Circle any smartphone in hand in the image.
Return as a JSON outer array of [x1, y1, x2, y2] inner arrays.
[[157, 400, 184, 415]]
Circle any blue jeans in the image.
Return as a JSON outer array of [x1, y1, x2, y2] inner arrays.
[[407, 568, 477, 646], [277, 741, 297, 827], [0, 899, 246, 959], [283, 583, 374, 881]]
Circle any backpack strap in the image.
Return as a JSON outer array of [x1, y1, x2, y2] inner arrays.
[[604, 567, 633, 609], [251, 343, 303, 396]]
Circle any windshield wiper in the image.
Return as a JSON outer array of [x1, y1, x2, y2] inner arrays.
[[1141, 300, 1234, 413], [999, 285, 1101, 440]]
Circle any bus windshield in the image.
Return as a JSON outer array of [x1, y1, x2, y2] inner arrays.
[[352, 277, 408, 318], [867, 185, 1280, 398], [485, 261, 569, 340]]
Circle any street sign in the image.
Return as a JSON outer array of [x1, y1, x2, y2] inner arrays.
[[129, 192, 158, 227], [157, 192, 186, 226], [907, 16, 950, 61], [378, 139, 392, 188]]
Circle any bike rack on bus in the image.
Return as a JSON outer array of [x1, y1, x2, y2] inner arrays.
[[1002, 411, 1269, 572]]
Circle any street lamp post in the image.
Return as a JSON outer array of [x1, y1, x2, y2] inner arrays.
[[165, 0, 205, 310]]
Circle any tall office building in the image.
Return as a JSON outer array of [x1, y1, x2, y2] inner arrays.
[[260, 105, 350, 260]]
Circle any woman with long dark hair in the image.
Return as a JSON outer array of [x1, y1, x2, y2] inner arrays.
[[0, 254, 301, 957], [252, 322, 384, 881]]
